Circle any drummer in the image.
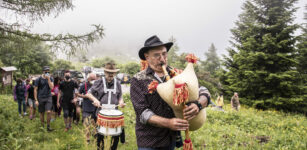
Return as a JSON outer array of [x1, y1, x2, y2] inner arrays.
[[130, 35, 211, 149], [86, 61, 126, 150]]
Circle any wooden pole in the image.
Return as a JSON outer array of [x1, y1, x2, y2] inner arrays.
[[11, 71, 13, 89]]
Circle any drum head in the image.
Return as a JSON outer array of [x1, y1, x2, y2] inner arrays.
[[99, 109, 123, 116]]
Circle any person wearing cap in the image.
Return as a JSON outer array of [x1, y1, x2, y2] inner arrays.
[[57, 70, 79, 131], [86, 61, 126, 150], [130, 35, 211, 149], [34, 66, 54, 131]]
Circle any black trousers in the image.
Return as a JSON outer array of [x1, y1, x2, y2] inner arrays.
[[97, 134, 119, 150], [97, 128, 125, 150], [62, 103, 73, 118]]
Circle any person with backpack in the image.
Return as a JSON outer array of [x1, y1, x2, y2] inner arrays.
[[34, 66, 54, 132], [13, 78, 27, 117], [77, 73, 97, 143]]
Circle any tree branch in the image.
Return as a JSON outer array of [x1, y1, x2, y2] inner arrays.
[[0, 23, 104, 55]]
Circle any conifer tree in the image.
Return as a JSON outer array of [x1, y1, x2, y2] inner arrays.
[[223, 0, 302, 110], [297, 5, 307, 84], [167, 36, 180, 68], [201, 43, 221, 76]]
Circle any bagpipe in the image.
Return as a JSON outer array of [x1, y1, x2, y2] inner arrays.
[[147, 54, 206, 150]]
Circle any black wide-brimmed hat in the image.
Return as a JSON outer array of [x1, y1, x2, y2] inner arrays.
[[139, 35, 173, 60]]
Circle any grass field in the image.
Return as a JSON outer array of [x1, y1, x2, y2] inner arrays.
[[0, 94, 306, 150]]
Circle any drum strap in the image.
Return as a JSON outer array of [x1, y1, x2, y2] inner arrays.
[[102, 77, 117, 105], [85, 82, 87, 94]]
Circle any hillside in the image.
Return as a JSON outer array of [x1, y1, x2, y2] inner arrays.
[[0, 94, 306, 150]]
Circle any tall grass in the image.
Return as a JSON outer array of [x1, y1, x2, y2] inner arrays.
[[1, 94, 306, 150]]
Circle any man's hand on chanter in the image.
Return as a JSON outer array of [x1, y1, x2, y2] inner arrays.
[[183, 103, 199, 121], [168, 118, 189, 131]]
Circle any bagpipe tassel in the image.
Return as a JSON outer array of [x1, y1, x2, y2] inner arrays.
[[148, 80, 159, 94], [140, 60, 148, 71], [173, 83, 189, 105], [185, 54, 198, 64], [183, 139, 193, 150]]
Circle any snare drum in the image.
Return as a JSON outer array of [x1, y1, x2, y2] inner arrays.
[[97, 109, 124, 136]]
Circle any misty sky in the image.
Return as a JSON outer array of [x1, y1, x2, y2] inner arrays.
[[31, 0, 306, 60]]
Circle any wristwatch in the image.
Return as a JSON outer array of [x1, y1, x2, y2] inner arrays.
[[194, 101, 203, 111], [187, 101, 203, 111]]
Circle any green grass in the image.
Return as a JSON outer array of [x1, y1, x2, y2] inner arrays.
[[1, 94, 307, 150], [0, 94, 96, 150]]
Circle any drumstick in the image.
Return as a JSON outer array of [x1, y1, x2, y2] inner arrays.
[[98, 103, 126, 109], [98, 104, 120, 108]]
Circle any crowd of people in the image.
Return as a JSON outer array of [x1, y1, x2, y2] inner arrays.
[[13, 64, 126, 149], [12, 35, 240, 150]]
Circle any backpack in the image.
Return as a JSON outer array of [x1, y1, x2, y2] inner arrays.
[[37, 76, 43, 89], [16, 83, 26, 97], [37, 76, 51, 90]]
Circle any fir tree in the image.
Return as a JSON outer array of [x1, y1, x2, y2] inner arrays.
[[167, 36, 180, 68], [297, 5, 307, 82], [296, 4, 307, 107], [223, 0, 302, 111], [201, 43, 221, 76]]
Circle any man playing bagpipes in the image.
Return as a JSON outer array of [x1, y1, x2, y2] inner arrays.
[[130, 35, 211, 150], [86, 61, 126, 150]]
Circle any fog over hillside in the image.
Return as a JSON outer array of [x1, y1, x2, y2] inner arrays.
[[29, 0, 306, 61]]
